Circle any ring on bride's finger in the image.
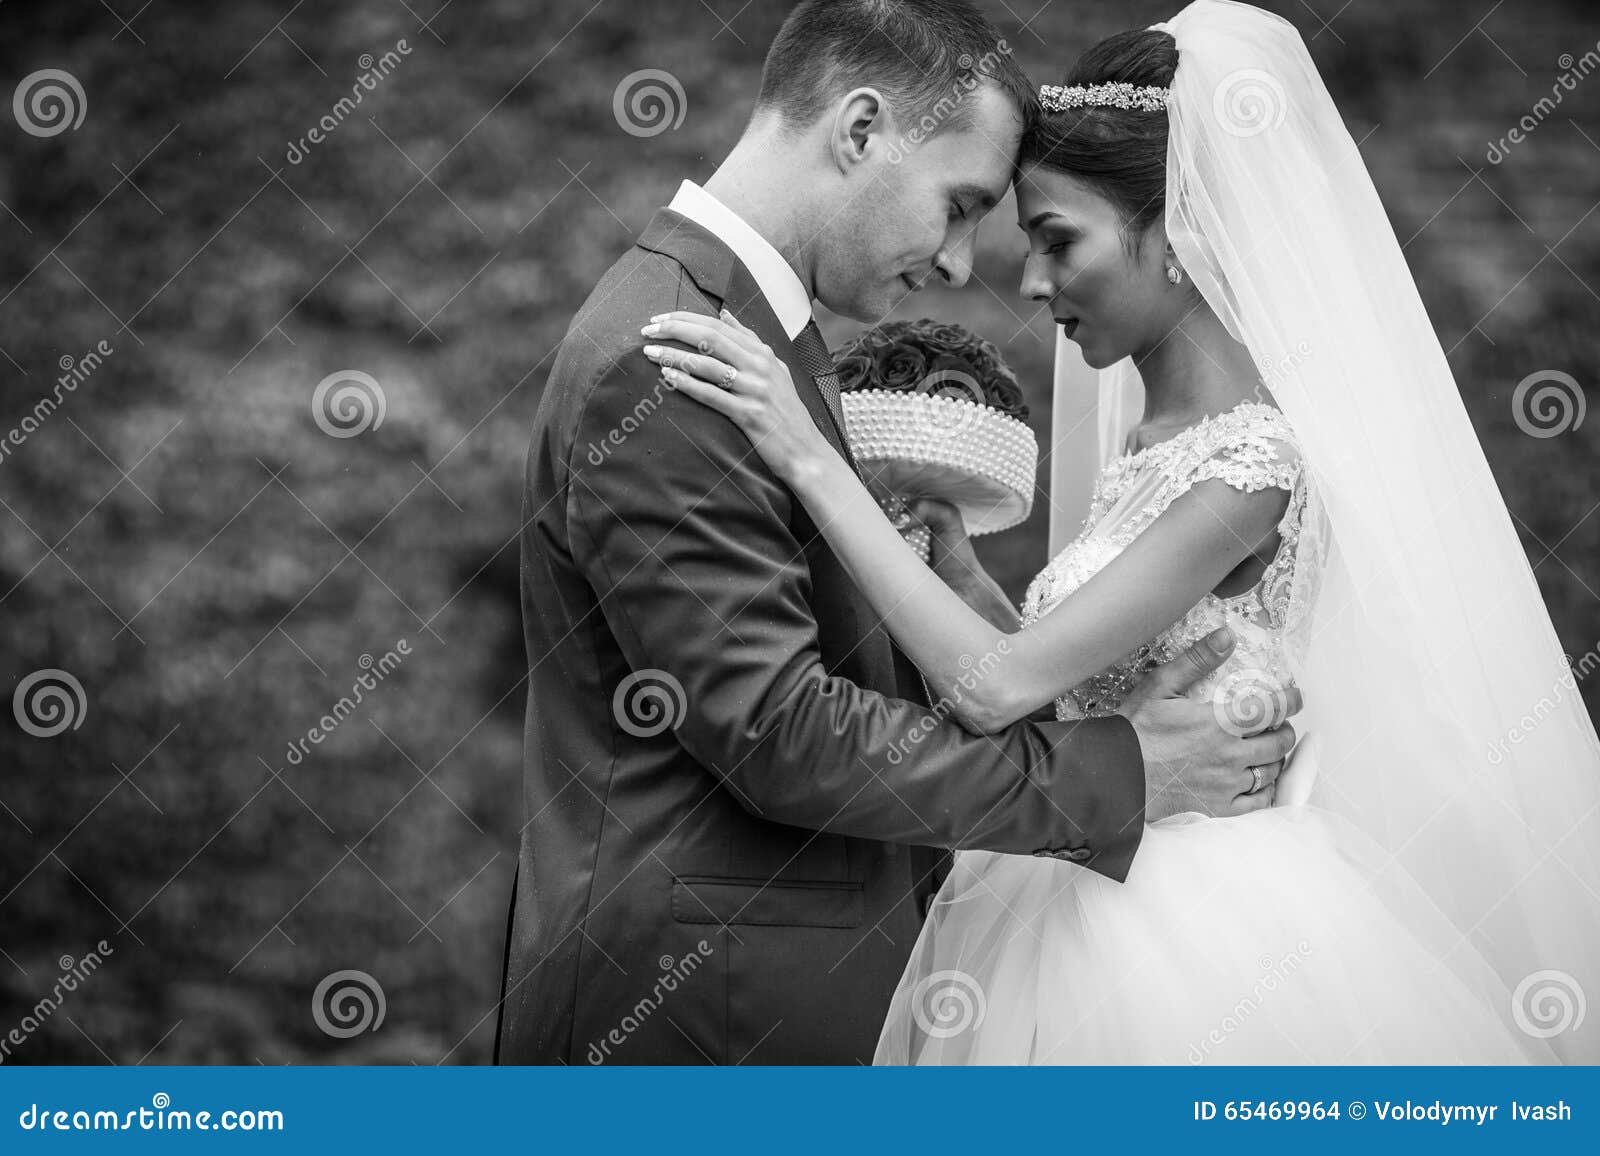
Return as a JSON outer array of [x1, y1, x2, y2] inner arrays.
[[719, 365, 738, 388], [1249, 764, 1266, 794]]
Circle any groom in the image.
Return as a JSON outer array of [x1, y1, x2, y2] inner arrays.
[[496, 0, 1297, 1065]]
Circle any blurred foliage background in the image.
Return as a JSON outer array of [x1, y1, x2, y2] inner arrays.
[[0, 0, 1595, 1064]]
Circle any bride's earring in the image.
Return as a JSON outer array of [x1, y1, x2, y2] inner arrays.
[[1166, 264, 1183, 285]]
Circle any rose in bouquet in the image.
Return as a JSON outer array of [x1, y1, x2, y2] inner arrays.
[[832, 319, 1038, 559], [835, 319, 1029, 421]]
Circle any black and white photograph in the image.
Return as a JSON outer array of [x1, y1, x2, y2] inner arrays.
[[2, 0, 1598, 1087]]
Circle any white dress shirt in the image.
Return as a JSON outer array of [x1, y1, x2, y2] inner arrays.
[[667, 180, 812, 341]]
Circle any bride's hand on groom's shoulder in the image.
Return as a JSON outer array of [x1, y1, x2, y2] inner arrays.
[[641, 309, 828, 483], [1120, 627, 1302, 822]]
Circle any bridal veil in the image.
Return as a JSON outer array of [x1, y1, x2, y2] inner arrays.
[[1051, 0, 1599, 1060]]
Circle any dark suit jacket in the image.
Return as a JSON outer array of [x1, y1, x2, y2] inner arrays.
[[495, 207, 1146, 1065]]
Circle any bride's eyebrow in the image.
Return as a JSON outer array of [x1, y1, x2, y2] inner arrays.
[[1022, 210, 1066, 230]]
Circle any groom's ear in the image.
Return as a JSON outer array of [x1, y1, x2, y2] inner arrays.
[[830, 87, 892, 172]]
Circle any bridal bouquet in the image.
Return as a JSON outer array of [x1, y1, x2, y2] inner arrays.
[[834, 319, 1037, 559]]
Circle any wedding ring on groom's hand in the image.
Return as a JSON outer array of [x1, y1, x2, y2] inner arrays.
[[1249, 764, 1267, 794]]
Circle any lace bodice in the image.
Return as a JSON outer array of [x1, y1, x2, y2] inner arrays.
[[1021, 401, 1320, 721]]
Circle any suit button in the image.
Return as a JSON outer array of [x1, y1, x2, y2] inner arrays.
[[1032, 846, 1092, 862]]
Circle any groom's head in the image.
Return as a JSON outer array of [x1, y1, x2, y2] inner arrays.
[[750, 0, 1035, 321]]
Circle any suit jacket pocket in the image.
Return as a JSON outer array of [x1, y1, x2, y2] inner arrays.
[[671, 875, 864, 929]]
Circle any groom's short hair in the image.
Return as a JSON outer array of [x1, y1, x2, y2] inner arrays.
[[755, 0, 1037, 137]]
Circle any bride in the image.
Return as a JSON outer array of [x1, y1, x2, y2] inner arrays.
[[641, 0, 1600, 1063]]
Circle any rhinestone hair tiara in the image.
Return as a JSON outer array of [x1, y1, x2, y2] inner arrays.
[[1039, 82, 1172, 113]]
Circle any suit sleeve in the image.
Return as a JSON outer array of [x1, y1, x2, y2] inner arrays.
[[567, 341, 1146, 879]]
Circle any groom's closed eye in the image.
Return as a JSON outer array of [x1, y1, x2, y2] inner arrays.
[[948, 182, 1001, 220]]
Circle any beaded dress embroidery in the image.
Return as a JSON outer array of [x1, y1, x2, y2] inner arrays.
[[1021, 401, 1321, 719]]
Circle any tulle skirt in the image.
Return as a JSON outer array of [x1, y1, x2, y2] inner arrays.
[[875, 806, 1552, 1064]]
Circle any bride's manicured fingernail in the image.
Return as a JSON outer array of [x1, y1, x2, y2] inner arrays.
[[642, 344, 661, 358], [640, 323, 660, 336]]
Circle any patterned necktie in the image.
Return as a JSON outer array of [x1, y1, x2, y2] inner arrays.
[[796, 321, 926, 703], [792, 319, 860, 475]]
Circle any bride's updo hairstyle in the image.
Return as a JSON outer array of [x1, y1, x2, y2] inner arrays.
[[1019, 29, 1179, 248]]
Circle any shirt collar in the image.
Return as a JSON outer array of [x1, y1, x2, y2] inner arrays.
[[667, 180, 811, 341]]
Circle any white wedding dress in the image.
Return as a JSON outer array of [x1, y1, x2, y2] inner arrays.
[[874, 400, 1551, 1065]]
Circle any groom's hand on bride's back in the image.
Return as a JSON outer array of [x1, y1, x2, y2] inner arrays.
[[1119, 627, 1301, 821]]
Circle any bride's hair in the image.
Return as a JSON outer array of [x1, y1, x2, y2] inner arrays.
[[1019, 29, 1179, 244]]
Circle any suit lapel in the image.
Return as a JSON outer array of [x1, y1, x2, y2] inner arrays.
[[724, 263, 862, 476], [635, 207, 910, 701], [635, 209, 857, 471]]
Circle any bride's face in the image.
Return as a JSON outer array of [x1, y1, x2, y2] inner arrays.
[[1014, 168, 1180, 368]]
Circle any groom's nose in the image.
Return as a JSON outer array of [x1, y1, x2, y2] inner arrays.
[[933, 235, 975, 288]]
